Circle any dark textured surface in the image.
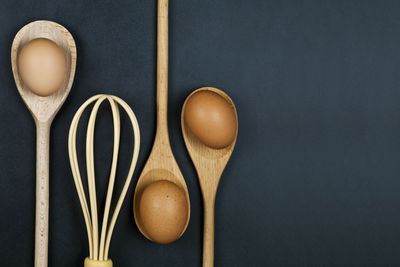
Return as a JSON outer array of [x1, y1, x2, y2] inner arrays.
[[1, 0, 400, 266]]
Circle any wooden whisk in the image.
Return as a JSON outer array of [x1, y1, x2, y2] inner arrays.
[[68, 94, 140, 267]]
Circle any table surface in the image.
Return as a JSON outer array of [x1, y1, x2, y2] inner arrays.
[[1, 0, 400, 266]]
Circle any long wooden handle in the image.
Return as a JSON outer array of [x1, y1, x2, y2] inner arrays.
[[203, 198, 215, 267], [35, 121, 51, 267], [156, 0, 169, 134]]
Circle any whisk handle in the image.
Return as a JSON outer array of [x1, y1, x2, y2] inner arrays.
[[84, 257, 113, 267], [34, 120, 51, 267]]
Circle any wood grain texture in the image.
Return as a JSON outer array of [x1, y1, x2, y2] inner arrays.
[[133, 0, 191, 243], [11, 20, 76, 267], [181, 87, 238, 267]]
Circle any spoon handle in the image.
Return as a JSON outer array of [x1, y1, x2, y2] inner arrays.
[[156, 0, 169, 136], [34, 120, 51, 267], [203, 199, 215, 267]]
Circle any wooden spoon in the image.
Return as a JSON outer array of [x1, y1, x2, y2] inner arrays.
[[181, 87, 238, 267], [11, 20, 76, 267], [133, 0, 191, 242]]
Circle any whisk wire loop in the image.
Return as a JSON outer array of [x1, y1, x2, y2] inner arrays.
[[68, 94, 140, 262]]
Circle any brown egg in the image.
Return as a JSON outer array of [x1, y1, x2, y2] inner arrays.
[[139, 180, 188, 244], [184, 90, 237, 149], [18, 38, 66, 96]]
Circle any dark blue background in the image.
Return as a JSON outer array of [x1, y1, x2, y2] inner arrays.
[[1, 0, 400, 266]]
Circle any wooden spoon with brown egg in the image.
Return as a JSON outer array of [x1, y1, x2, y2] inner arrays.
[[133, 0, 191, 245], [182, 87, 238, 267], [11, 20, 76, 267]]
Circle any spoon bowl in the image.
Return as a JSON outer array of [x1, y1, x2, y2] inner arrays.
[[12, 20, 76, 122], [181, 86, 238, 267], [134, 161, 191, 241], [11, 20, 76, 267], [182, 87, 238, 164]]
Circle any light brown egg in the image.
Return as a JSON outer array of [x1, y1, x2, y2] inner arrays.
[[18, 38, 66, 96], [184, 90, 237, 149], [139, 180, 188, 244]]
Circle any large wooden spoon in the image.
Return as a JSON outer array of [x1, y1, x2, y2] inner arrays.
[[181, 87, 238, 267], [11, 20, 76, 267], [133, 0, 191, 243]]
